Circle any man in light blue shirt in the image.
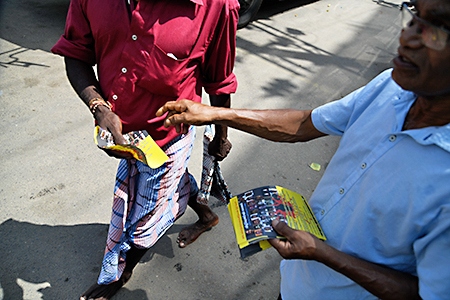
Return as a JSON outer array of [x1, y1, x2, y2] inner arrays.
[[277, 68, 449, 299], [157, 0, 450, 298]]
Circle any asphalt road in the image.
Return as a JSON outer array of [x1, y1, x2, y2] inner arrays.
[[0, 0, 403, 299]]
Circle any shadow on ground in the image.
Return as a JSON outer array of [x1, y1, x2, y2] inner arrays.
[[0, 219, 183, 299], [0, 0, 69, 52]]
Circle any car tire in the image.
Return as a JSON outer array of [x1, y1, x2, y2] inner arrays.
[[238, 0, 264, 29]]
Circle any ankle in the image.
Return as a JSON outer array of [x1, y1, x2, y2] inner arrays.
[[121, 271, 132, 284], [199, 210, 219, 223]]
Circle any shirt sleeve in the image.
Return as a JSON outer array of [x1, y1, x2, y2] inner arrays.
[[202, 0, 239, 96], [51, 0, 96, 65], [311, 69, 394, 136], [414, 206, 450, 299], [311, 86, 365, 136]]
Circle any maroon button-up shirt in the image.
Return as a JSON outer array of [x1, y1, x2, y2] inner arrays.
[[52, 0, 239, 146]]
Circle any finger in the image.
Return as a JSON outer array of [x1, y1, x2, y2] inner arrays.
[[108, 125, 126, 145], [156, 101, 180, 116], [111, 130, 127, 145], [163, 107, 182, 119], [268, 238, 291, 258], [268, 237, 284, 249], [165, 101, 187, 114], [182, 124, 189, 134], [167, 113, 189, 127], [155, 106, 166, 117], [163, 111, 181, 128], [175, 123, 182, 133], [271, 219, 294, 238]]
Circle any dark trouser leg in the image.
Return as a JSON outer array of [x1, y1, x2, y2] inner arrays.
[[123, 244, 149, 276], [188, 172, 199, 201]]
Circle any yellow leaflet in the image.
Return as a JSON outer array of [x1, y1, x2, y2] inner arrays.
[[228, 196, 249, 249], [276, 186, 326, 240]]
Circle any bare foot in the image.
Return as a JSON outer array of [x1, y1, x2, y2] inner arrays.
[[80, 271, 131, 300], [177, 215, 219, 248]]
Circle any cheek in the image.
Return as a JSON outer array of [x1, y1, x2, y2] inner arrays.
[[426, 54, 450, 92], [427, 48, 450, 73], [402, 48, 450, 95]]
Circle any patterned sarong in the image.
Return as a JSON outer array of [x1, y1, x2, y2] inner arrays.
[[98, 127, 195, 285]]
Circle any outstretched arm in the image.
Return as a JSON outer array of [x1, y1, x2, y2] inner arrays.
[[156, 100, 326, 143], [269, 220, 420, 300]]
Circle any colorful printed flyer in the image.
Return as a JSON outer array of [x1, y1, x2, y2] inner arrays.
[[94, 126, 168, 168], [228, 185, 326, 258]]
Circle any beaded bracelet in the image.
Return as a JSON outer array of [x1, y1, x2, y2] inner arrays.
[[88, 98, 112, 115]]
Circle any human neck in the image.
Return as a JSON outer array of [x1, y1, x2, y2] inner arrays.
[[403, 95, 450, 130]]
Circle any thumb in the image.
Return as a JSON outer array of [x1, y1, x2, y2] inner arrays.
[[109, 127, 127, 145], [271, 218, 293, 237]]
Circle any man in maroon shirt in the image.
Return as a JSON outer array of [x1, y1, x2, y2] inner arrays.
[[52, 0, 239, 298]]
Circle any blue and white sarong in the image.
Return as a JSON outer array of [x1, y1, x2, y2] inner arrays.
[[98, 127, 196, 285]]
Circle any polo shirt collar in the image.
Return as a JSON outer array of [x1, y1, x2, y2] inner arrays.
[[394, 91, 450, 153]]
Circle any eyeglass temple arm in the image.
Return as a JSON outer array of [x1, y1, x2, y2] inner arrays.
[[400, 1, 415, 10]]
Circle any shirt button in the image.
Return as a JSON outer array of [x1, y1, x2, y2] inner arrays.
[[112, 94, 118, 101], [320, 209, 325, 215], [361, 162, 367, 169], [131, 34, 137, 41], [389, 135, 397, 142], [121, 67, 127, 73], [339, 188, 345, 194]]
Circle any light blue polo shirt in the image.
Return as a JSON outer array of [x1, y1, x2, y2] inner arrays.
[[280, 69, 450, 300]]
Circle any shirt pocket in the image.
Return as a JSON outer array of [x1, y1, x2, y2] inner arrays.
[[135, 19, 201, 97], [135, 45, 189, 97]]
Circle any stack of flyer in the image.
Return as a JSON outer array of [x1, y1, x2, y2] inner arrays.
[[228, 185, 326, 258], [94, 126, 168, 169]]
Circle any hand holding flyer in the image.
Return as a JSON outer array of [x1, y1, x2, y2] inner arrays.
[[94, 126, 168, 168], [227, 185, 326, 258]]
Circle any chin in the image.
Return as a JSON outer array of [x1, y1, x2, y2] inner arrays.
[[392, 69, 421, 93], [392, 68, 410, 90]]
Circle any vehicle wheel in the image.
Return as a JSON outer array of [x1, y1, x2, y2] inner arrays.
[[238, 0, 263, 29]]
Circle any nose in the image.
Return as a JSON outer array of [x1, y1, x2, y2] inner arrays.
[[399, 22, 424, 49]]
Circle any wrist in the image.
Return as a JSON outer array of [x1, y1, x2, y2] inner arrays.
[[313, 239, 338, 265], [88, 97, 112, 115]]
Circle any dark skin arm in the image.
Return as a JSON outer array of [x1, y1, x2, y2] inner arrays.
[[156, 100, 326, 142], [64, 57, 127, 145], [269, 220, 420, 300]]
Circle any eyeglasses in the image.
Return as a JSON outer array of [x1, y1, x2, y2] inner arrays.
[[400, 2, 450, 51]]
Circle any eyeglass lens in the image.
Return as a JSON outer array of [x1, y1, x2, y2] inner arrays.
[[401, 3, 447, 50]]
